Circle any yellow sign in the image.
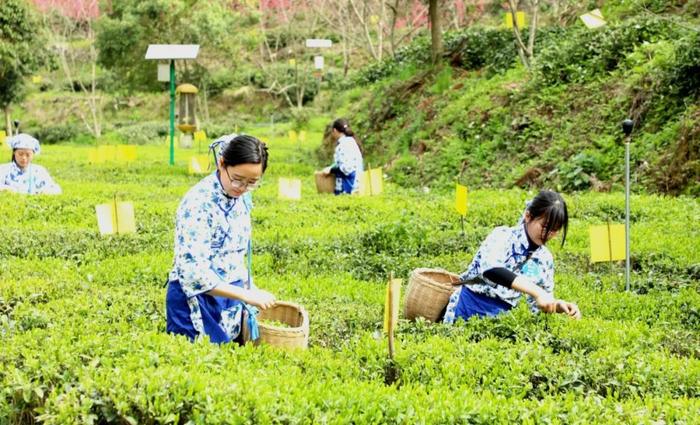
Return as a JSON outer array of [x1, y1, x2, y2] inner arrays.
[[101, 145, 117, 160], [88, 145, 120, 164], [455, 184, 468, 216], [288, 130, 298, 143], [88, 148, 106, 164], [580, 9, 606, 29], [278, 178, 302, 200], [116, 145, 137, 163], [358, 168, 383, 196], [95, 200, 136, 235], [358, 172, 369, 196], [194, 130, 207, 143], [590, 223, 626, 262], [369, 168, 383, 195], [383, 278, 401, 334], [505, 11, 526, 28], [188, 155, 210, 175], [288, 59, 296, 66]]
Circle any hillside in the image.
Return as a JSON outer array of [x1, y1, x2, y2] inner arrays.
[[323, 9, 700, 196]]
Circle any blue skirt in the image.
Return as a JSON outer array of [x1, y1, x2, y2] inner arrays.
[[454, 287, 513, 321], [166, 280, 244, 344], [333, 170, 356, 195]]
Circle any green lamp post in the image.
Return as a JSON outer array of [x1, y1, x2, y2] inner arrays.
[[145, 44, 200, 165]]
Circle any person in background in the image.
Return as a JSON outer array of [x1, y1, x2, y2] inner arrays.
[[444, 190, 581, 324], [322, 118, 363, 195], [166, 134, 276, 344], [0, 133, 61, 194]]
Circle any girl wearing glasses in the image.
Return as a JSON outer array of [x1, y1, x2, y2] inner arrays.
[[0, 134, 61, 195], [443, 190, 581, 324], [322, 118, 363, 195], [166, 134, 276, 344]]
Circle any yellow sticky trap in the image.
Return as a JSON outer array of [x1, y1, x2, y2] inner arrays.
[[88, 148, 106, 164], [505, 11, 526, 28], [32, 76, 42, 84], [358, 170, 371, 196], [580, 9, 606, 29], [278, 178, 302, 200], [288, 58, 296, 66], [99, 145, 117, 162], [188, 155, 210, 175], [590, 223, 626, 262], [455, 184, 468, 216], [116, 145, 137, 163], [95, 201, 136, 235], [194, 130, 207, 143], [0, 130, 7, 150], [288, 130, 298, 143], [298, 131, 306, 142], [369, 168, 383, 195], [115, 202, 136, 233], [383, 278, 401, 333]]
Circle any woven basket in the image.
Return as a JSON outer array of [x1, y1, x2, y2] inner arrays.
[[314, 171, 335, 193], [404, 268, 460, 322], [246, 301, 309, 349]]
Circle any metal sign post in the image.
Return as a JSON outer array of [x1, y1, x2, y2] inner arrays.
[[622, 118, 634, 291], [145, 44, 200, 166]]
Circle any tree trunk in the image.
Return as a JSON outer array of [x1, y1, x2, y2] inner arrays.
[[429, 0, 442, 64], [508, 0, 540, 70], [4, 106, 12, 137], [387, 0, 400, 56]]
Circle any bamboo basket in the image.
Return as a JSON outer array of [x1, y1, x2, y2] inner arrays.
[[314, 171, 335, 193], [246, 301, 309, 349], [404, 268, 461, 322]]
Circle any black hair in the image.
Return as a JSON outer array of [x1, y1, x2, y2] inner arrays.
[[527, 190, 568, 247], [331, 118, 364, 154], [332, 118, 355, 137], [220, 134, 269, 173]]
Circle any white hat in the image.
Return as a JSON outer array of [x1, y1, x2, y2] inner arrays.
[[7, 133, 40, 155]]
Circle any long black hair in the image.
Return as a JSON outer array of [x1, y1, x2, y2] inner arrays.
[[332, 118, 363, 153], [332, 118, 354, 137], [527, 190, 569, 247], [219, 134, 269, 173]]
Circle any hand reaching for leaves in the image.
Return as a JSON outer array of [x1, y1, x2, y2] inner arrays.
[[244, 288, 276, 310]]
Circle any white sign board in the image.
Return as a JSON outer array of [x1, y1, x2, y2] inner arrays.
[[145, 44, 200, 60], [314, 56, 324, 70], [157, 63, 170, 82], [305, 39, 332, 48], [580, 9, 606, 29]]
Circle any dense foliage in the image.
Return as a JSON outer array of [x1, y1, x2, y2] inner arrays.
[[1, 126, 698, 423], [334, 15, 700, 195], [0, 0, 50, 109]]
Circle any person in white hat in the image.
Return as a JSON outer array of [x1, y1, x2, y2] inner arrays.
[[0, 133, 62, 194]]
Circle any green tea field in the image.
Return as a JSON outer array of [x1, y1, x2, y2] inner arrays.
[[1, 128, 698, 424]]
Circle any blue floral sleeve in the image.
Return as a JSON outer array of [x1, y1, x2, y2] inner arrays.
[[174, 199, 227, 298], [334, 137, 361, 176], [33, 165, 62, 195], [523, 253, 555, 312], [461, 227, 512, 279]]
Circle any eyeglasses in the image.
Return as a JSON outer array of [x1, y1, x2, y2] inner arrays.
[[223, 167, 261, 191]]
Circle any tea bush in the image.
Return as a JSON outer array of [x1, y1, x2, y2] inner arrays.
[[0, 133, 698, 423]]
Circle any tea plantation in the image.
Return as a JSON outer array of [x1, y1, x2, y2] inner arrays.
[[1, 130, 698, 424]]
